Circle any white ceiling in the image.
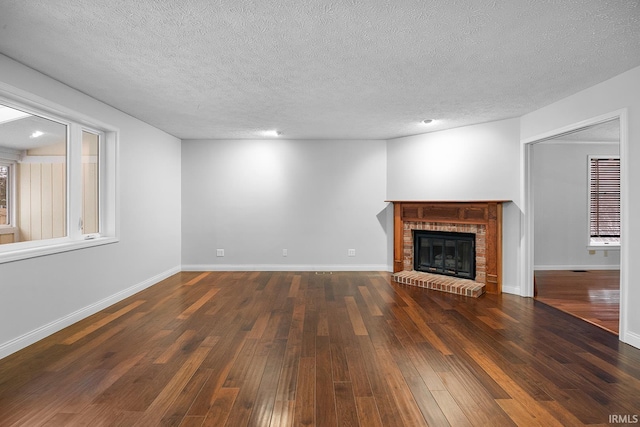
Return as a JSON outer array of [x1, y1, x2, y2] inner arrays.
[[552, 118, 620, 143], [0, 0, 639, 140], [0, 111, 67, 151]]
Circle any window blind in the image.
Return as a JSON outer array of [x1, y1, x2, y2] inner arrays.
[[589, 157, 620, 238]]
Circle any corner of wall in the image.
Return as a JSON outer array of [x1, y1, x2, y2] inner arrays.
[[0, 265, 181, 360]]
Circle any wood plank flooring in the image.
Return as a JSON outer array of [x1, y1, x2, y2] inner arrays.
[[1, 271, 639, 426], [535, 270, 620, 334]]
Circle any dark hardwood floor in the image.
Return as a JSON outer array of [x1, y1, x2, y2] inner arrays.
[[1, 271, 639, 426], [535, 270, 620, 335]]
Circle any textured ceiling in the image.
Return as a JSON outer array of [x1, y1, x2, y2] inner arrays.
[[0, 0, 639, 140], [553, 118, 620, 143]]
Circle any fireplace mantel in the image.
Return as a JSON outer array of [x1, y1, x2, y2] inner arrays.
[[387, 200, 507, 294]]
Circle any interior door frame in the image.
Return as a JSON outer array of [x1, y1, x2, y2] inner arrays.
[[521, 108, 629, 340]]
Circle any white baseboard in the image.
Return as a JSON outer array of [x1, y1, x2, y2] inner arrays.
[[534, 264, 620, 271], [501, 284, 522, 296], [182, 264, 391, 272], [0, 265, 181, 360], [621, 330, 640, 350]]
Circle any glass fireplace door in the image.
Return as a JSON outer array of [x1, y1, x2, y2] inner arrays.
[[414, 230, 476, 280]]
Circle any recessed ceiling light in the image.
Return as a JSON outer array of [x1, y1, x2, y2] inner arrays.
[[263, 130, 282, 137], [30, 130, 44, 138], [421, 119, 435, 125]]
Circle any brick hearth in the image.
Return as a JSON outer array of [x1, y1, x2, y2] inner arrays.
[[392, 270, 485, 298]]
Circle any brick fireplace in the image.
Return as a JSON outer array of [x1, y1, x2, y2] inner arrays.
[[389, 201, 505, 295]]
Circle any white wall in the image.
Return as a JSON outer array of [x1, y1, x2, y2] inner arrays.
[[0, 55, 182, 358], [386, 119, 521, 201], [386, 118, 522, 294], [533, 142, 620, 269], [181, 139, 390, 270], [521, 65, 640, 348]]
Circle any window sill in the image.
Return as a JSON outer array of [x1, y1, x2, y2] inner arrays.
[[0, 236, 119, 264], [588, 242, 620, 251]]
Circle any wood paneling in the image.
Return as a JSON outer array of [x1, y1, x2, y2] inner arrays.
[[395, 201, 499, 225], [13, 159, 97, 241], [1, 271, 639, 426], [52, 162, 66, 237], [82, 161, 98, 234], [16, 162, 66, 242]]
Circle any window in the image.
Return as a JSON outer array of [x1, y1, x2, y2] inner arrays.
[[0, 164, 8, 225], [0, 109, 68, 243], [0, 162, 18, 245], [82, 130, 100, 235], [0, 95, 118, 262], [588, 156, 620, 246]]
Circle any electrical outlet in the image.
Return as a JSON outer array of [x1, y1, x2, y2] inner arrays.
[[283, 249, 288, 257], [216, 249, 225, 257], [348, 249, 356, 257]]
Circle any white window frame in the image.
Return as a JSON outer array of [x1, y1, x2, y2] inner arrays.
[[0, 162, 10, 221], [0, 160, 17, 235], [79, 127, 103, 236], [0, 88, 119, 264], [587, 155, 620, 250]]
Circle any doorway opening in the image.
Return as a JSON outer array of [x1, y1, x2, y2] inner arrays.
[[529, 118, 621, 334]]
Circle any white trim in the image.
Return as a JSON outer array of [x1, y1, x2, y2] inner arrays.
[[624, 331, 640, 350], [182, 264, 391, 272], [0, 236, 118, 264], [520, 142, 534, 297], [587, 244, 620, 250], [14, 155, 95, 164], [0, 81, 117, 132], [0, 226, 17, 235], [68, 123, 82, 241], [18, 155, 66, 164], [539, 139, 619, 145], [0, 266, 181, 360], [618, 109, 630, 345], [0, 160, 15, 228], [522, 108, 630, 346], [501, 284, 521, 296], [521, 112, 624, 145], [534, 264, 620, 271], [0, 147, 21, 161]]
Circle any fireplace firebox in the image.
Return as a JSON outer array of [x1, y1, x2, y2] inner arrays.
[[413, 230, 476, 280]]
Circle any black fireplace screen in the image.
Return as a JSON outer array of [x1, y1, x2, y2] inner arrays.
[[413, 230, 476, 280]]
